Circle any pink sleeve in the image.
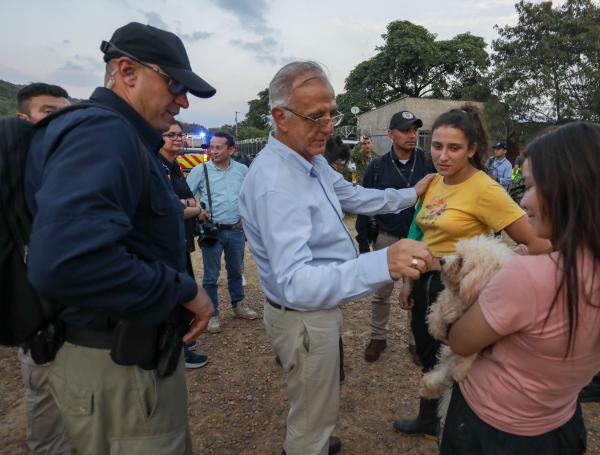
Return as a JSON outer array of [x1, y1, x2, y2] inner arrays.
[[478, 257, 537, 336]]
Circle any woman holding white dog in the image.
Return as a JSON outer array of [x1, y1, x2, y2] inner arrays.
[[440, 122, 600, 454], [394, 105, 550, 439]]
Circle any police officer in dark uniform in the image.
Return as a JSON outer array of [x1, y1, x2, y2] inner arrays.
[[25, 23, 215, 454], [360, 111, 436, 363]]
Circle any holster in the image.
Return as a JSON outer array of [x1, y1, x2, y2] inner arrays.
[[110, 321, 158, 370], [109, 307, 193, 375], [26, 321, 65, 364], [367, 216, 379, 244], [156, 306, 193, 377]]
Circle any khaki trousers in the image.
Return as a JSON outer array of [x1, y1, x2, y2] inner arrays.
[[19, 349, 72, 455], [369, 232, 414, 344], [264, 302, 342, 455], [48, 342, 192, 455]]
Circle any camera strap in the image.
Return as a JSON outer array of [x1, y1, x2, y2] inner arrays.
[[202, 163, 214, 221]]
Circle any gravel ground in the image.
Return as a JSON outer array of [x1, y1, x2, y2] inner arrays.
[[1, 215, 600, 454]]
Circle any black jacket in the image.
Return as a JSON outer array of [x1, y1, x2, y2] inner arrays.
[[358, 147, 435, 240], [25, 88, 197, 328]]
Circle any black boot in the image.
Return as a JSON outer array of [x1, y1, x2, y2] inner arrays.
[[393, 398, 440, 439]]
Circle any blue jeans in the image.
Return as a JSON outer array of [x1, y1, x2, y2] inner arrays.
[[201, 227, 244, 315]]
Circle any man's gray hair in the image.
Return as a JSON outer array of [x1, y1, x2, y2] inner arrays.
[[268, 61, 331, 113]]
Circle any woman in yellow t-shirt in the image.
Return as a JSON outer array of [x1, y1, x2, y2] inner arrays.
[[392, 104, 551, 439]]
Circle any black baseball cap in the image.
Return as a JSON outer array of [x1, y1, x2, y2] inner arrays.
[[493, 141, 507, 149], [101, 22, 216, 99], [389, 110, 423, 131]]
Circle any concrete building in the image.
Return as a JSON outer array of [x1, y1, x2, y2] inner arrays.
[[356, 97, 484, 155]]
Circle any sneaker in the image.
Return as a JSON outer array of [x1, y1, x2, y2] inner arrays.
[[184, 351, 208, 369], [185, 340, 197, 351], [242, 274, 247, 287], [207, 316, 221, 333], [365, 339, 387, 362], [233, 304, 258, 320]]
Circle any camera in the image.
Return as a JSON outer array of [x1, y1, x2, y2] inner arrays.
[[196, 219, 219, 247]]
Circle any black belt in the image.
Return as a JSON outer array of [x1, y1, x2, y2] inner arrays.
[[217, 220, 242, 230], [64, 324, 114, 349], [267, 300, 298, 312]]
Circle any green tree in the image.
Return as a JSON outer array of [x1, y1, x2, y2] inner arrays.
[[337, 21, 490, 119], [0, 79, 23, 116], [242, 88, 270, 130], [492, 0, 600, 123], [236, 125, 269, 140]]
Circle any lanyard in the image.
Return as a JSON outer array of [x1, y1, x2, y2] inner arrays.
[[391, 151, 418, 188], [313, 169, 358, 257]]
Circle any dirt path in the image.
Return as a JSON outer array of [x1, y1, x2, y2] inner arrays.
[[2, 215, 600, 454]]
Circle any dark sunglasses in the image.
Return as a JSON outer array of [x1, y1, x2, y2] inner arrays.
[[100, 41, 188, 96]]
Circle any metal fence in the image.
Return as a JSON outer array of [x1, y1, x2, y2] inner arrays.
[[236, 137, 268, 160], [234, 128, 432, 161], [368, 130, 432, 156]]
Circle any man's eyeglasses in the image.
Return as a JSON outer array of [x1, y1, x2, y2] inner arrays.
[[162, 132, 186, 140], [100, 41, 188, 96], [280, 106, 344, 128]]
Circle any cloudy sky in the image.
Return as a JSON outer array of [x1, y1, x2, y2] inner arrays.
[[0, 0, 555, 127]]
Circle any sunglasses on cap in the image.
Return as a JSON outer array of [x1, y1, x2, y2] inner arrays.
[[100, 41, 188, 96]]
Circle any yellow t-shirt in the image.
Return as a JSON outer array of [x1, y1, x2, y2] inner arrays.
[[416, 171, 525, 257]]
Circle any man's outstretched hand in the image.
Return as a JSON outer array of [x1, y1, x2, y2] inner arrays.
[[387, 238, 433, 281]]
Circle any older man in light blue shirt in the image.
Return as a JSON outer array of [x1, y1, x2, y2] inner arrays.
[[187, 132, 257, 333], [239, 61, 434, 455]]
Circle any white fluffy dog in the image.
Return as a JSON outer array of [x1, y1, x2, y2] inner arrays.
[[419, 235, 514, 400]]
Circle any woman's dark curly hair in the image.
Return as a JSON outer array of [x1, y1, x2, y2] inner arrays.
[[431, 103, 489, 170]]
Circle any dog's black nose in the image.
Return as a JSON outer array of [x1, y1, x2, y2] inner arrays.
[[439, 257, 446, 266]]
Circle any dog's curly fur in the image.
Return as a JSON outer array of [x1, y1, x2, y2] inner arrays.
[[419, 235, 515, 400]]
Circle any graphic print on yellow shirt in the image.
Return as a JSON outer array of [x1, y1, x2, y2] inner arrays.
[[420, 196, 447, 225], [416, 171, 525, 257]]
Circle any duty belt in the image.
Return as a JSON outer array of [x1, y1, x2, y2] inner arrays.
[[64, 324, 114, 349]]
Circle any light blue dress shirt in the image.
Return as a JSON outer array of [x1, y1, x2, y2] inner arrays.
[[239, 134, 419, 311], [488, 157, 513, 190], [186, 159, 248, 225]]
